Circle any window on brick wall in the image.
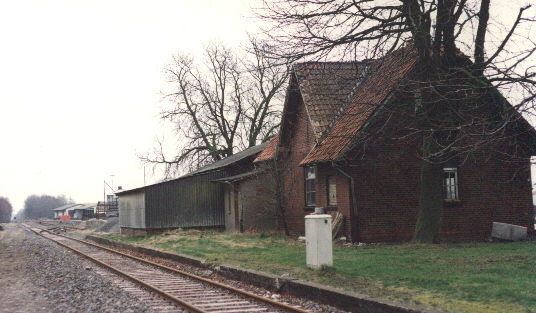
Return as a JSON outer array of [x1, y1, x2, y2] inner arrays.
[[443, 168, 459, 200], [327, 175, 337, 206], [305, 166, 316, 206]]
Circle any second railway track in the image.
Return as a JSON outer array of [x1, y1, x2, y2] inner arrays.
[[22, 223, 310, 313]]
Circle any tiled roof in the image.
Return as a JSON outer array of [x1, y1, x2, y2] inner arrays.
[[294, 62, 371, 139], [301, 46, 418, 164], [253, 133, 279, 163]]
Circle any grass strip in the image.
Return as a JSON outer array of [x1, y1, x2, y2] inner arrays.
[[96, 229, 536, 313]]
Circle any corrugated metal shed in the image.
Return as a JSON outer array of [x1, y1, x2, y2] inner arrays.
[[119, 189, 145, 229], [144, 170, 226, 229], [117, 143, 267, 231]]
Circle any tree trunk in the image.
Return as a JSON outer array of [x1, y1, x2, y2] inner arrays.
[[413, 133, 444, 243]]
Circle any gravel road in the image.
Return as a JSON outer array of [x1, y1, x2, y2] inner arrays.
[[0, 223, 158, 313]]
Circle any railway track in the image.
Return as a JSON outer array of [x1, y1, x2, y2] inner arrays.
[[22, 223, 310, 313]]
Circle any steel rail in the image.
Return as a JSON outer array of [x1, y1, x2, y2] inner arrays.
[[24, 223, 310, 313], [24, 225, 208, 313]]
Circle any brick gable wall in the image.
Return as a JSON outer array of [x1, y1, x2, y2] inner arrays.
[[279, 95, 318, 235], [279, 93, 357, 239]]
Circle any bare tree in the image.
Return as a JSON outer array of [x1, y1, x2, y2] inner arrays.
[[140, 38, 289, 178], [258, 1, 536, 242], [0, 197, 12, 223]]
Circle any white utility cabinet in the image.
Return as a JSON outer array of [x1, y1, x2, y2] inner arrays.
[[305, 214, 333, 269]]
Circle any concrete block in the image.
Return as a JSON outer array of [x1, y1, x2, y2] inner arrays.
[[217, 264, 284, 291], [305, 214, 332, 269], [286, 279, 432, 313], [491, 222, 527, 241]]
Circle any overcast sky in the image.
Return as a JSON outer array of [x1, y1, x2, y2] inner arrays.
[[0, 0, 255, 213], [1, 1, 535, 214]]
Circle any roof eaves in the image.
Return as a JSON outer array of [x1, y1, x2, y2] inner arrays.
[[116, 186, 146, 196], [211, 169, 264, 183], [53, 204, 79, 211], [185, 142, 268, 177], [118, 143, 267, 194]]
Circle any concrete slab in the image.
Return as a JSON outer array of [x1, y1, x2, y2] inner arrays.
[[491, 222, 527, 241]]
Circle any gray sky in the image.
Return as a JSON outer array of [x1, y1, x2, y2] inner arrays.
[[1, 1, 535, 214], [0, 0, 254, 213]]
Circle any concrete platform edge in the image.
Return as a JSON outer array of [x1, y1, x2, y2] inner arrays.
[[85, 234, 437, 313]]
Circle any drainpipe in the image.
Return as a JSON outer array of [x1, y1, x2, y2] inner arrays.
[[331, 161, 358, 220]]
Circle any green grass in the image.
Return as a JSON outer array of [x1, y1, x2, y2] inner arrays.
[[96, 230, 536, 313]]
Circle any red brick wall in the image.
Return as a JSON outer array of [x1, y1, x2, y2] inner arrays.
[[343, 142, 534, 243], [345, 141, 421, 242], [315, 163, 354, 239], [279, 94, 358, 239], [279, 95, 317, 235], [440, 154, 534, 241]]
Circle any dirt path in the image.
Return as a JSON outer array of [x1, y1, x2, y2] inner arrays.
[[0, 223, 156, 313], [0, 224, 53, 313]]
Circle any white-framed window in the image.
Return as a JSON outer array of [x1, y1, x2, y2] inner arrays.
[[327, 175, 337, 206], [305, 166, 316, 206], [443, 167, 459, 200]]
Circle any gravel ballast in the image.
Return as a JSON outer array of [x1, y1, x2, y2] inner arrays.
[[0, 224, 158, 313], [95, 217, 120, 233]]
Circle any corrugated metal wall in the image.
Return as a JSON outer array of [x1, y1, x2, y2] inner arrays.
[[119, 191, 146, 228], [144, 171, 226, 229]]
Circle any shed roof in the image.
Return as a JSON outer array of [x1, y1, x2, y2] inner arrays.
[[71, 203, 97, 210], [53, 203, 80, 211], [186, 142, 268, 176], [211, 169, 263, 183], [117, 142, 268, 195]]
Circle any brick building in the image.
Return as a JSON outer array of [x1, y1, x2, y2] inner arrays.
[[255, 46, 536, 242]]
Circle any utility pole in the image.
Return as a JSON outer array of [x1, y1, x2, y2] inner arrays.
[[110, 174, 115, 192]]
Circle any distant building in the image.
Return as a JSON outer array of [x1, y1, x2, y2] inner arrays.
[[70, 203, 97, 220], [53, 203, 97, 220], [53, 204, 80, 219]]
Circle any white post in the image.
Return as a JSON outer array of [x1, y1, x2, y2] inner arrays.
[[305, 214, 333, 269]]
